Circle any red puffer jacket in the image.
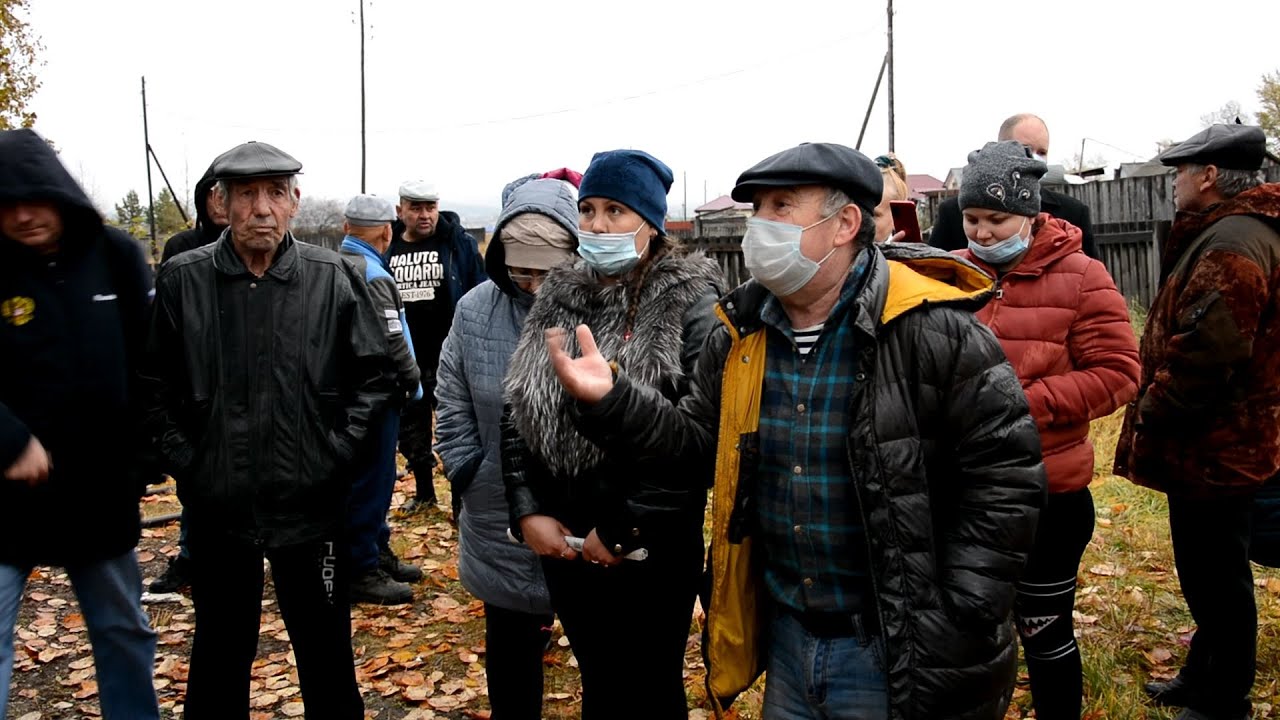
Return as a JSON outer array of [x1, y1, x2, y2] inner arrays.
[[958, 214, 1140, 493]]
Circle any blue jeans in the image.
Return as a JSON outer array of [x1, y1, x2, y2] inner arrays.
[[0, 550, 159, 719], [347, 408, 400, 573], [762, 611, 889, 720]]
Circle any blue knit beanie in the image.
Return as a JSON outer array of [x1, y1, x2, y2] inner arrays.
[[578, 149, 673, 232]]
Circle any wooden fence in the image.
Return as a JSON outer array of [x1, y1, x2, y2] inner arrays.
[[1094, 221, 1169, 309]]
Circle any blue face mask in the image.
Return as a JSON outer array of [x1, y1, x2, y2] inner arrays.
[[967, 217, 1030, 266], [577, 222, 649, 276]]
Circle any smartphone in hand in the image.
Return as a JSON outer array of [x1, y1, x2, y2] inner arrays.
[[890, 200, 922, 243]]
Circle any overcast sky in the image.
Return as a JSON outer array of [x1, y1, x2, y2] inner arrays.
[[23, 0, 1280, 220]]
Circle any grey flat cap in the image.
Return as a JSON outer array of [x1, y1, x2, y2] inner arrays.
[[399, 180, 439, 202], [732, 142, 883, 211], [211, 141, 302, 181], [344, 194, 396, 227], [1160, 123, 1267, 171]]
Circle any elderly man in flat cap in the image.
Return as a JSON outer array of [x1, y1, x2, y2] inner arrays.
[[338, 194, 425, 605], [545, 142, 1046, 719], [386, 181, 486, 512], [1115, 124, 1280, 720], [139, 141, 396, 720]]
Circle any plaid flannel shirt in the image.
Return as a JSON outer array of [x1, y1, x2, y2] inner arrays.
[[756, 252, 873, 613]]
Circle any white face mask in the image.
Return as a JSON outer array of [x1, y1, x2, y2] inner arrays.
[[742, 212, 839, 297], [577, 223, 648, 276], [967, 217, 1031, 266], [1032, 152, 1048, 164]]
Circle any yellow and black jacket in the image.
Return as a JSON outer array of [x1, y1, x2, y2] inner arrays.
[[577, 242, 1047, 720]]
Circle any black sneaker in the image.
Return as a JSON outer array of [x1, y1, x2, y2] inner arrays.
[[379, 546, 424, 583], [149, 555, 192, 594], [349, 568, 414, 605]]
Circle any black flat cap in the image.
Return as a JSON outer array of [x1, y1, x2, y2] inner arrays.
[[732, 142, 883, 210], [1160, 123, 1266, 170], [211, 141, 303, 181]]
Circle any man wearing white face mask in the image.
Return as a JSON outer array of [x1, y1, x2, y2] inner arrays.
[[544, 142, 1047, 720], [930, 113, 1098, 259]]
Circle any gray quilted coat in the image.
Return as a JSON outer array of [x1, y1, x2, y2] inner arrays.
[[435, 177, 579, 614]]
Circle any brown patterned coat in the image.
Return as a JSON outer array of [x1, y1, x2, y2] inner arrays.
[[1114, 183, 1280, 496]]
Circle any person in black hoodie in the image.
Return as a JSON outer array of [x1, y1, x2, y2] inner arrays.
[[160, 158, 229, 263], [0, 128, 160, 719], [149, 156, 231, 595], [387, 181, 486, 510]]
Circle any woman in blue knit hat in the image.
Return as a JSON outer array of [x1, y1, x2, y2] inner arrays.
[[502, 149, 725, 718]]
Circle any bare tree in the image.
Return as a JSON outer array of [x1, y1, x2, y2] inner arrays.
[[1200, 101, 1246, 128], [292, 197, 346, 251]]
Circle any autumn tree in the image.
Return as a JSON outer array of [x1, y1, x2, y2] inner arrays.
[[1258, 70, 1280, 155], [0, 0, 43, 130]]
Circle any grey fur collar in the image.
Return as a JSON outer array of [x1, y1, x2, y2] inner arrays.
[[504, 252, 721, 478]]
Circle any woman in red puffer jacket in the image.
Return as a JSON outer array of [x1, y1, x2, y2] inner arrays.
[[954, 141, 1141, 720]]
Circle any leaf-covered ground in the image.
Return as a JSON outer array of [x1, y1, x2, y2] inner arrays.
[[8, 411, 1280, 718]]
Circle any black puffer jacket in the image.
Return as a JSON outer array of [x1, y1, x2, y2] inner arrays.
[[575, 243, 1047, 719], [140, 233, 396, 547]]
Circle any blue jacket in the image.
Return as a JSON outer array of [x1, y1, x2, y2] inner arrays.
[[435, 177, 579, 613], [340, 236, 422, 404]]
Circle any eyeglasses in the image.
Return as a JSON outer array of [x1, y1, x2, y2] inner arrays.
[[508, 269, 548, 285]]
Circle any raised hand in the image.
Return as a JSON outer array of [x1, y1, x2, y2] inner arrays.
[[546, 325, 614, 404]]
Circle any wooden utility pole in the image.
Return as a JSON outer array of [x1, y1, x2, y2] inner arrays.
[[359, 0, 368, 192], [141, 77, 158, 263], [886, 0, 896, 152]]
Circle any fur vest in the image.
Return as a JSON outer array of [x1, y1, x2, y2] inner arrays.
[[505, 252, 723, 479]]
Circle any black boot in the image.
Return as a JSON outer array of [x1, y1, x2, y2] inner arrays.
[[349, 568, 414, 605], [379, 546, 423, 583], [1145, 675, 1203, 708], [148, 555, 192, 594]]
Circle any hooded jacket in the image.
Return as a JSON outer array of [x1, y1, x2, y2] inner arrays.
[[572, 243, 1046, 720], [1115, 183, 1280, 496], [161, 162, 224, 263], [957, 215, 1140, 493], [139, 231, 397, 548], [436, 177, 578, 614], [0, 129, 155, 568]]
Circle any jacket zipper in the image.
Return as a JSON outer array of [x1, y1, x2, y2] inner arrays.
[[847, 347, 889, 664]]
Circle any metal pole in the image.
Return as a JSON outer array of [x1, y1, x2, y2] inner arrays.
[[856, 53, 889, 151], [683, 171, 688, 220], [1079, 138, 1087, 173], [359, 0, 367, 193], [141, 77, 158, 263], [886, 0, 895, 152]]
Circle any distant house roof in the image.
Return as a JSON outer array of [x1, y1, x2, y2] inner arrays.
[[665, 220, 694, 232], [905, 174, 944, 201], [695, 195, 752, 214], [944, 167, 964, 189], [1117, 162, 1173, 179]]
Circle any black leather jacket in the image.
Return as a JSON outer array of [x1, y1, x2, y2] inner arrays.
[[140, 234, 396, 547]]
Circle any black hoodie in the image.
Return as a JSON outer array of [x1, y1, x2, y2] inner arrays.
[[161, 161, 225, 262], [0, 128, 154, 567]]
